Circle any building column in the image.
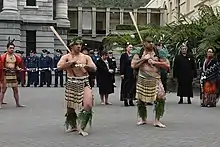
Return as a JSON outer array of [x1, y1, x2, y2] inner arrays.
[[56, 0, 70, 28], [160, 10, 165, 26], [106, 8, 110, 35], [0, 0, 21, 50], [147, 9, 151, 24], [1, 0, 18, 14], [78, 7, 83, 37], [133, 9, 138, 22], [92, 7, 96, 38], [119, 8, 124, 24]]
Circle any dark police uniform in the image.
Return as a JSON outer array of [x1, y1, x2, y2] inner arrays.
[[92, 50, 100, 87], [53, 49, 63, 87], [26, 50, 39, 87], [15, 50, 26, 87], [39, 49, 52, 87], [47, 51, 53, 86], [108, 51, 117, 86]]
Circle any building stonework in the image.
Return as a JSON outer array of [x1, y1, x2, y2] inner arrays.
[[0, 0, 70, 56], [165, 0, 220, 24], [68, 0, 151, 8]]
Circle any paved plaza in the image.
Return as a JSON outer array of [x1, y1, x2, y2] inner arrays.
[[0, 77, 220, 147]]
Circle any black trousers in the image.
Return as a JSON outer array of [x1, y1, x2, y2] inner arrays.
[[55, 70, 63, 86], [17, 72, 25, 86], [27, 71, 39, 86], [40, 70, 51, 86]]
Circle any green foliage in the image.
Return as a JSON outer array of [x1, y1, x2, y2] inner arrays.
[[116, 24, 148, 31], [103, 5, 220, 60], [116, 25, 136, 30], [102, 33, 139, 52], [155, 99, 165, 120]]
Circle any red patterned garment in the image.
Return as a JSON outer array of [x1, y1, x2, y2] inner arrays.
[[0, 53, 25, 84]]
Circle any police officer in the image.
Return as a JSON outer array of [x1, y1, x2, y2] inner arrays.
[[53, 49, 63, 87], [108, 50, 117, 87], [26, 50, 39, 87], [91, 49, 100, 87], [20, 50, 26, 86], [92, 49, 100, 64], [15, 50, 26, 87], [20, 51, 26, 65], [15, 50, 23, 86], [46, 50, 53, 86], [39, 49, 52, 87]]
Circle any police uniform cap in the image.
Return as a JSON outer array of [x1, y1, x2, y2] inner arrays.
[[55, 49, 62, 54], [20, 51, 24, 54], [15, 50, 21, 53], [30, 50, 36, 54], [42, 49, 48, 53]]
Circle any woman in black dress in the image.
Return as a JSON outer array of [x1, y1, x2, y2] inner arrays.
[[96, 50, 114, 105], [120, 44, 136, 106]]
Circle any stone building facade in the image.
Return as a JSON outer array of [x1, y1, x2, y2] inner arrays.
[[0, 0, 69, 56], [68, 7, 164, 45], [165, 0, 220, 23]]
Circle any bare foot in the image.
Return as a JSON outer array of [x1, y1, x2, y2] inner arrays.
[[16, 104, 25, 107], [65, 128, 77, 133], [79, 131, 89, 136], [154, 122, 166, 128], [136, 120, 147, 125]]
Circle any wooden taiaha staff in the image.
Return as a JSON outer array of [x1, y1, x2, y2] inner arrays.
[[49, 26, 71, 53], [129, 12, 143, 43]]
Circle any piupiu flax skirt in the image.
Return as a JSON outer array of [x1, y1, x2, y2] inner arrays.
[[5, 71, 18, 87], [135, 71, 161, 103], [65, 76, 90, 110]]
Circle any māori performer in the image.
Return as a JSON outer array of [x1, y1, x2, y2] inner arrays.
[[200, 48, 219, 107], [131, 37, 170, 128], [57, 38, 96, 136], [0, 37, 25, 109]]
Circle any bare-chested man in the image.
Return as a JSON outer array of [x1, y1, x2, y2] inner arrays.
[[57, 38, 96, 136], [131, 37, 170, 128], [0, 38, 25, 109]]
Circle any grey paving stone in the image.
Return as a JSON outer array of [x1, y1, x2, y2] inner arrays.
[[0, 77, 220, 147]]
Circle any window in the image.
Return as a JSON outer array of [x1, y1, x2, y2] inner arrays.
[[26, 0, 36, 6], [0, 0, 3, 12], [177, 0, 180, 20], [26, 31, 36, 56], [53, 0, 56, 20]]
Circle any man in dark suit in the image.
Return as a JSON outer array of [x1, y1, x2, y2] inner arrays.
[[53, 49, 63, 87], [108, 50, 117, 87]]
